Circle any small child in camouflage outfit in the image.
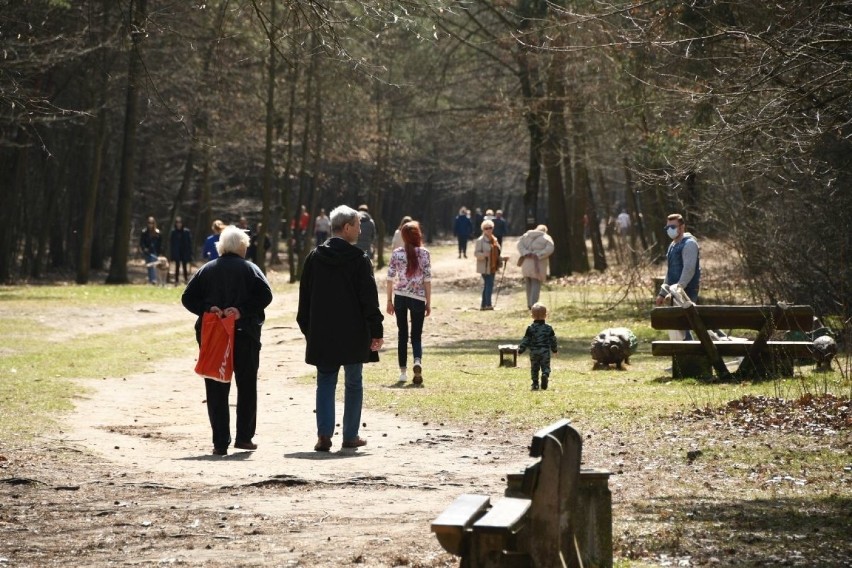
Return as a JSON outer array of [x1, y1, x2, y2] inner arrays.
[[517, 303, 558, 390]]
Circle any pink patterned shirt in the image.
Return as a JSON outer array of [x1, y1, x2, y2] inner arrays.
[[387, 247, 432, 302]]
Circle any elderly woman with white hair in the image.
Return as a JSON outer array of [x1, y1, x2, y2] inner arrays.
[[182, 225, 273, 456], [517, 224, 555, 309]]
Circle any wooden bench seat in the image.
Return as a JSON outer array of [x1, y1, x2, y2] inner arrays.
[[431, 493, 491, 556], [471, 497, 530, 534]]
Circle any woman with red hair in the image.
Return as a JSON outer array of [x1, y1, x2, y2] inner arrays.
[[386, 221, 432, 386]]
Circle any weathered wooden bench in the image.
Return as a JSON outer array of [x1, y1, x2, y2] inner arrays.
[[650, 303, 817, 380], [498, 344, 519, 367], [431, 419, 612, 567]]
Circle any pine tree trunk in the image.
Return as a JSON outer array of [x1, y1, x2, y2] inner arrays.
[[106, 0, 147, 284]]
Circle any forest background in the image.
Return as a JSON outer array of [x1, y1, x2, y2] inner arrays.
[[1, 0, 849, 321]]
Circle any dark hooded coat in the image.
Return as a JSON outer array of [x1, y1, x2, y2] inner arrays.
[[297, 237, 384, 366]]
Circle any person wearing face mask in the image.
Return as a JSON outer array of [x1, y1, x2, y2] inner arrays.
[[655, 213, 700, 306]]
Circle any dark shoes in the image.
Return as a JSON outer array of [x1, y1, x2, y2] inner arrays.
[[234, 440, 257, 450], [531, 382, 540, 391], [541, 378, 549, 390], [314, 436, 332, 452], [480, 305, 494, 311], [212, 447, 228, 456], [342, 437, 367, 449], [412, 361, 423, 386]]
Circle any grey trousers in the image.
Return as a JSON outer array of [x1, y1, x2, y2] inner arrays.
[[525, 277, 542, 309]]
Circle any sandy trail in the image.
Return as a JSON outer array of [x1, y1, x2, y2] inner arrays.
[[56, 238, 533, 566]]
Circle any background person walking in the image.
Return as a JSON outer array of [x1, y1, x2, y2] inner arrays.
[[453, 207, 473, 258], [386, 221, 431, 386], [517, 224, 555, 309]]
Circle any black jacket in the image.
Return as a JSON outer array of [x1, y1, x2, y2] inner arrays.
[[170, 227, 193, 262], [297, 237, 383, 366], [181, 253, 273, 345]]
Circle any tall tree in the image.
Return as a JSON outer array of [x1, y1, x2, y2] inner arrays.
[[106, 0, 147, 284]]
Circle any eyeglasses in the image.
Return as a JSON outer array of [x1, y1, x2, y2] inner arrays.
[[664, 225, 679, 230], [483, 227, 493, 231]]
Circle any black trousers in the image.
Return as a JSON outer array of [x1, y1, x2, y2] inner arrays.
[[173, 260, 190, 283], [204, 332, 259, 450]]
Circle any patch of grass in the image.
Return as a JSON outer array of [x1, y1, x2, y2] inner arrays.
[[364, 280, 850, 434], [0, 284, 194, 439], [0, 282, 184, 306]]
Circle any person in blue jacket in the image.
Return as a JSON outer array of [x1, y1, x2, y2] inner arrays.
[[202, 220, 225, 262], [453, 207, 473, 259]]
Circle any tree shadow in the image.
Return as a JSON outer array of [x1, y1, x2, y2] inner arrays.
[[627, 494, 852, 565]]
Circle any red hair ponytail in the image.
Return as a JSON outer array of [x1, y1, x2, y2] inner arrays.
[[401, 221, 422, 277]]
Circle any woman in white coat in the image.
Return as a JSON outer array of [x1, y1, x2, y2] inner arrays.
[[516, 225, 554, 309]]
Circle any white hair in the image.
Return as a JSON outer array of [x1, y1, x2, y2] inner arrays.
[[216, 225, 250, 255]]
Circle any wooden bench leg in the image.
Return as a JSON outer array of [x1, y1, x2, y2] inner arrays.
[[577, 469, 613, 568], [499, 346, 519, 368]]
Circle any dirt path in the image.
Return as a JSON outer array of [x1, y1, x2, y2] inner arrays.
[[4, 238, 537, 567]]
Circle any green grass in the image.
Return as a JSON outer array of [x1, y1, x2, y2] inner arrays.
[[0, 281, 184, 306], [0, 284, 194, 439], [363, 274, 850, 434]]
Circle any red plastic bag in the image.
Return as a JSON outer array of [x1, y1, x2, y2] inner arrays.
[[195, 312, 236, 382]]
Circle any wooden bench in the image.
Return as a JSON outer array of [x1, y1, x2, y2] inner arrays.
[[431, 419, 612, 567], [651, 303, 817, 380]]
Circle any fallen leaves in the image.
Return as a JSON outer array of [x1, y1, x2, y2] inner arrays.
[[679, 394, 851, 436]]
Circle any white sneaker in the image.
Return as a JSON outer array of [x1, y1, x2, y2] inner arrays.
[[398, 370, 408, 383]]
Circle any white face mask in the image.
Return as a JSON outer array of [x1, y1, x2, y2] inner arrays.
[[666, 226, 679, 239]]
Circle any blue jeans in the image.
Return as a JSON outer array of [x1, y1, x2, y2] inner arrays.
[[394, 295, 425, 369], [316, 363, 363, 440], [481, 273, 495, 308], [144, 252, 158, 283]]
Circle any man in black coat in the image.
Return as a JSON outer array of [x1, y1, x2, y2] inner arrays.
[[297, 205, 384, 452], [182, 225, 273, 456]]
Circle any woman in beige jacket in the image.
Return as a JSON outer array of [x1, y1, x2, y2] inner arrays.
[[516, 225, 554, 308], [473, 219, 501, 310]]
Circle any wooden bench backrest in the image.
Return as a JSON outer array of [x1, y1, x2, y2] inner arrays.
[[527, 419, 583, 568], [651, 305, 813, 332]]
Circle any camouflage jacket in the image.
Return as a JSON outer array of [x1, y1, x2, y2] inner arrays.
[[518, 320, 558, 356]]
